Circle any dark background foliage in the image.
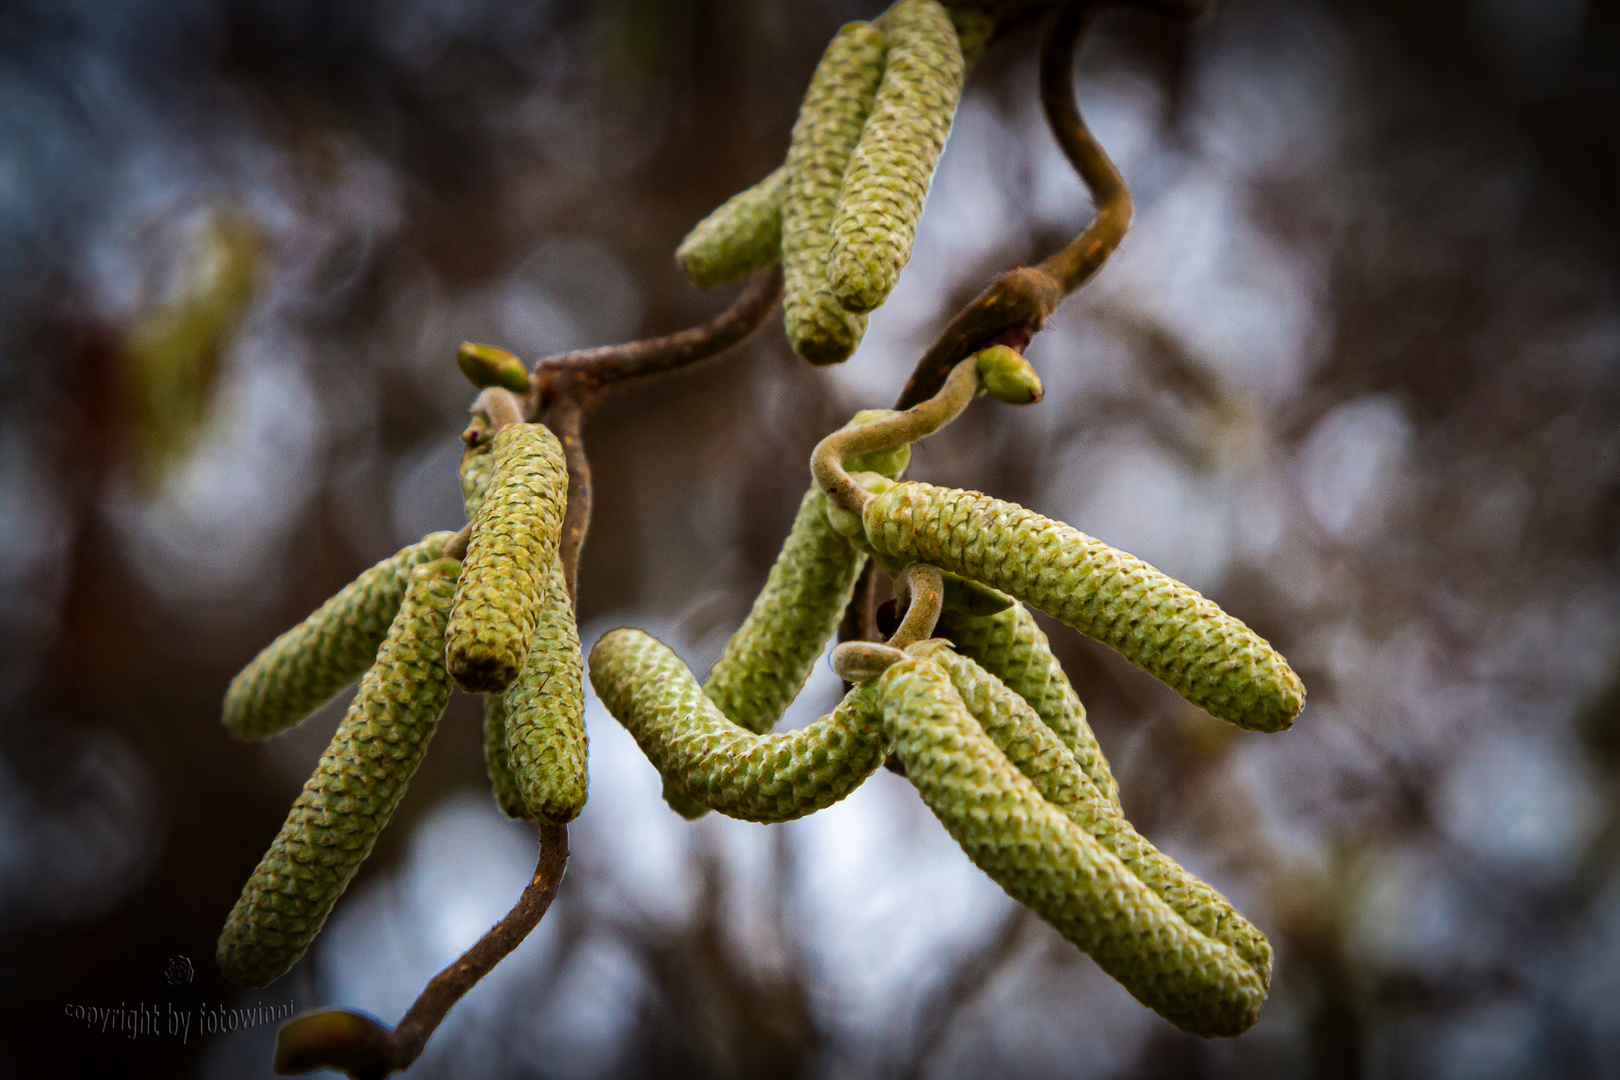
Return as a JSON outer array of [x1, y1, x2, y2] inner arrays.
[[2, 1, 1618, 1077]]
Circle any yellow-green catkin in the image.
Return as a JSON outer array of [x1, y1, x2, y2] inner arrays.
[[460, 440, 495, 523], [876, 653, 1267, 1037], [782, 22, 887, 365], [589, 629, 887, 823], [217, 558, 461, 988], [910, 640, 1272, 983], [500, 551, 587, 823], [446, 423, 567, 693], [934, 599, 1120, 812], [863, 482, 1306, 732], [827, 0, 965, 314], [222, 532, 454, 741], [676, 166, 788, 288]]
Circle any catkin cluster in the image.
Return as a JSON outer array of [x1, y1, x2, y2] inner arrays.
[[588, 379, 1305, 1038], [217, 413, 587, 986], [675, 0, 976, 365]]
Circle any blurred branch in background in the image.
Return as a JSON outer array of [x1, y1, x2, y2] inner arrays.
[[2, 0, 1620, 1078]]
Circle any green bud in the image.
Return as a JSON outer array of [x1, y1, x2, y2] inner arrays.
[[457, 342, 531, 394], [975, 344, 1044, 405]]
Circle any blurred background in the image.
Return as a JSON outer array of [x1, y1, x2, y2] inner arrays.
[[3, 0, 1619, 1076]]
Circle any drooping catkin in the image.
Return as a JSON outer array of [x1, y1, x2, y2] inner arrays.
[[781, 22, 887, 365], [500, 551, 587, 823], [676, 166, 788, 288], [222, 532, 454, 741], [446, 423, 567, 693], [589, 628, 887, 823], [862, 482, 1305, 732], [935, 598, 1120, 812], [827, 0, 965, 314], [217, 558, 461, 988], [704, 411, 911, 736], [909, 640, 1272, 983], [460, 440, 495, 523], [876, 654, 1267, 1038]]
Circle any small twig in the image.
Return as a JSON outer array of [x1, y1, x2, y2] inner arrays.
[[889, 564, 945, 649], [529, 264, 783, 404], [523, 265, 783, 597], [893, 0, 1131, 410], [541, 398, 589, 605], [273, 824, 569, 1079]]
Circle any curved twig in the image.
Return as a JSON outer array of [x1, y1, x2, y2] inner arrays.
[[893, 0, 1131, 410], [273, 823, 569, 1079]]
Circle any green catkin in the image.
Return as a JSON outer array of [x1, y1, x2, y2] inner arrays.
[[862, 482, 1306, 732], [676, 166, 789, 288], [217, 558, 461, 988], [782, 22, 887, 365], [501, 551, 587, 823], [948, 6, 995, 67], [704, 412, 911, 735], [222, 532, 455, 741], [589, 629, 887, 823], [460, 439, 528, 819], [876, 654, 1267, 1037], [446, 423, 568, 693], [483, 695, 528, 819], [460, 440, 495, 522], [934, 599, 1120, 813], [827, 0, 965, 314], [909, 640, 1273, 983]]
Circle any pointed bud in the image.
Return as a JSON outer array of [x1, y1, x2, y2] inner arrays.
[[457, 342, 531, 394], [975, 344, 1044, 405]]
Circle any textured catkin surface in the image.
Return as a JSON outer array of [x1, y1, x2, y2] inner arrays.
[[217, 559, 460, 988], [460, 441, 495, 522], [781, 21, 886, 364], [677, 165, 787, 288], [222, 532, 454, 741], [935, 600, 1119, 812], [482, 695, 528, 819], [878, 655, 1267, 1037], [910, 640, 1273, 983], [447, 423, 567, 693], [703, 488, 868, 734], [502, 552, 587, 823], [865, 483, 1305, 732], [827, 0, 964, 314], [589, 629, 886, 823]]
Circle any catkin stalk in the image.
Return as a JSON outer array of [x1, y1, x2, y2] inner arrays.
[[217, 558, 461, 988], [501, 551, 587, 823], [446, 423, 568, 693], [589, 629, 887, 824], [781, 22, 887, 364], [827, 0, 965, 314], [676, 166, 789, 288], [863, 482, 1305, 732], [222, 532, 454, 741], [876, 654, 1267, 1037]]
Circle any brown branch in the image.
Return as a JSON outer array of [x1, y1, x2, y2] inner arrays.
[[523, 265, 783, 598], [273, 823, 570, 1079], [530, 264, 783, 402], [894, 0, 1131, 410]]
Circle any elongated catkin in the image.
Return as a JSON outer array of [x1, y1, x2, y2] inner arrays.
[[782, 22, 886, 364], [589, 629, 886, 823], [863, 482, 1305, 732], [677, 166, 788, 288], [501, 551, 587, 823], [876, 654, 1267, 1037], [217, 558, 460, 987], [910, 640, 1272, 983], [446, 423, 567, 693], [935, 599, 1120, 812], [222, 532, 454, 741], [827, 0, 965, 314]]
